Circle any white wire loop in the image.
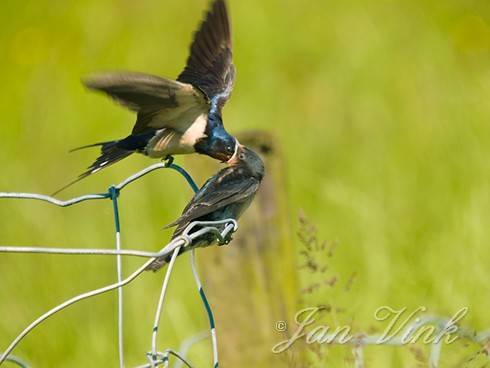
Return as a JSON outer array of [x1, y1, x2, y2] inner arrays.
[[0, 162, 236, 367]]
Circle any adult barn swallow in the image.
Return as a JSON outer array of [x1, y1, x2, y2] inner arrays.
[[146, 145, 265, 271], [60, 0, 236, 192]]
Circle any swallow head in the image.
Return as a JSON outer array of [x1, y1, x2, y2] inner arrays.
[[208, 134, 237, 162], [229, 144, 265, 180], [195, 126, 237, 162]]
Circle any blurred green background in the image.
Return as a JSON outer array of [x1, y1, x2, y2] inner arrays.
[[1, 0, 490, 367]]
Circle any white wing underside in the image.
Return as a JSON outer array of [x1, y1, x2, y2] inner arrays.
[[143, 85, 208, 132], [145, 113, 208, 157]]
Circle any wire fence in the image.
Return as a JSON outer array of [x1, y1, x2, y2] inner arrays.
[[1, 162, 489, 367], [0, 161, 237, 368]]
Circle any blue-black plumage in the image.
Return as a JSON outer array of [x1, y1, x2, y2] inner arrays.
[[56, 0, 237, 193], [146, 145, 265, 271]]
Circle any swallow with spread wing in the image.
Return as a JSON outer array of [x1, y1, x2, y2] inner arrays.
[[146, 145, 265, 271], [58, 0, 236, 193]]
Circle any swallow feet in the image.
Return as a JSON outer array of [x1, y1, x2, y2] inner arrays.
[[163, 155, 174, 167], [217, 231, 233, 246]]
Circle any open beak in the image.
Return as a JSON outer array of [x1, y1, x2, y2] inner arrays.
[[214, 151, 232, 163], [226, 142, 243, 165]]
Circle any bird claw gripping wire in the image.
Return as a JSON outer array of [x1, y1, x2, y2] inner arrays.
[[219, 219, 238, 246], [162, 155, 174, 167], [179, 219, 238, 248], [217, 232, 233, 246], [220, 219, 238, 245]]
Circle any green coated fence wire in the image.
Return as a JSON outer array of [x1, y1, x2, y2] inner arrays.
[[0, 161, 232, 368]]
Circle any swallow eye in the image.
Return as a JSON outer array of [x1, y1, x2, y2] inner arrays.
[[239, 153, 245, 160]]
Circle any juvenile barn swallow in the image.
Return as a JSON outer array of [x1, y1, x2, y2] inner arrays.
[[59, 0, 236, 192], [146, 145, 265, 271]]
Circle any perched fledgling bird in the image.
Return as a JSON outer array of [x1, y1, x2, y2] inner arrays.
[[57, 0, 236, 193], [146, 145, 265, 271]]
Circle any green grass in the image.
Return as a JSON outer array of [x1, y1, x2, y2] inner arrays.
[[1, 0, 490, 366]]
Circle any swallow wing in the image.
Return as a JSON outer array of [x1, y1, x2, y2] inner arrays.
[[177, 0, 235, 108], [84, 71, 208, 134], [166, 170, 259, 232]]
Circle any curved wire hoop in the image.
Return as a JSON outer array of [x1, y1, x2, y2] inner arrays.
[[0, 161, 234, 367]]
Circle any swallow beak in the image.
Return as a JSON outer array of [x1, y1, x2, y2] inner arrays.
[[227, 142, 243, 165], [214, 151, 231, 162]]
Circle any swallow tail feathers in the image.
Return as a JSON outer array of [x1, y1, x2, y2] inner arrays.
[[53, 140, 133, 195], [79, 140, 134, 177], [59, 0, 237, 194]]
